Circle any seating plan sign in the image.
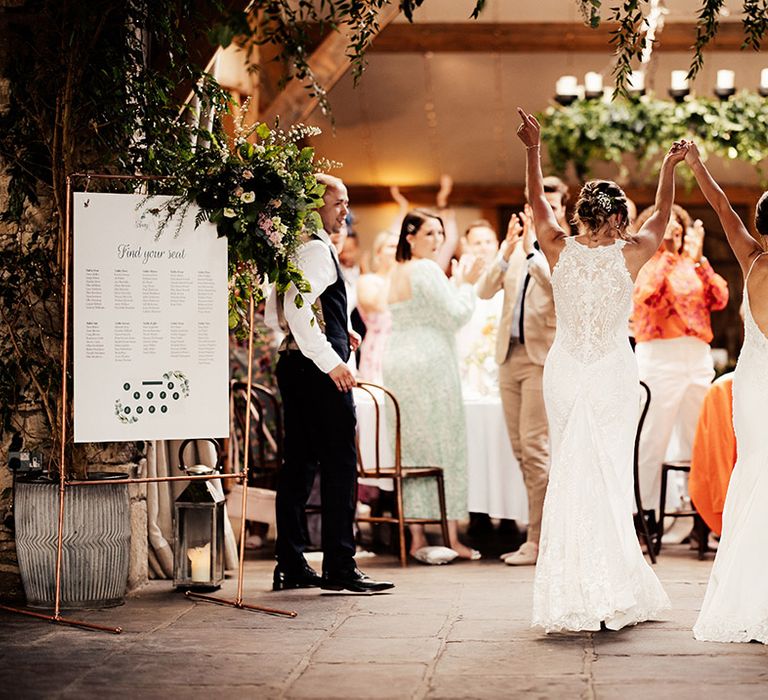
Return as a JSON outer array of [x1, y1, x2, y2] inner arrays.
[[73, 192, 229, 442]]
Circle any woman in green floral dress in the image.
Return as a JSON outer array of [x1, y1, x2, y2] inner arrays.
[[383, 209, 484, 561]]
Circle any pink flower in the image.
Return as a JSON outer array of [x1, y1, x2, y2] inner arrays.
[[234, 186, 244, 197], [242, 170, 253, 179]]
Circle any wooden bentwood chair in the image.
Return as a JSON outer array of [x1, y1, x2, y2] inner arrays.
[[354, 382, 451, 567], [229, 380, 283, 489]]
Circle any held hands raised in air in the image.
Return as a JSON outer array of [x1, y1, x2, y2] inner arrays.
[[663, 139, 689, 166], [684, 139, 703, 167]]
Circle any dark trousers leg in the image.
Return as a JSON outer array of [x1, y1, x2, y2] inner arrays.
[[314, 377, 358, 574], [275, 353, 358, 574], [275, 354, 320, 572]]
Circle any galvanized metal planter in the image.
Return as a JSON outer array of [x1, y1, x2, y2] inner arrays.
[[14, 474, 131, 609]]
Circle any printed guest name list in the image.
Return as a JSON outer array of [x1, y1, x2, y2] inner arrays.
[[73, 192, 229, 442]]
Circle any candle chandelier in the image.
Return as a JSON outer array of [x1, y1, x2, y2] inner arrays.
[[554, 69, 768, 105]]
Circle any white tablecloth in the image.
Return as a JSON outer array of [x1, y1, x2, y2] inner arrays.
[[354, 389, 529, 522]]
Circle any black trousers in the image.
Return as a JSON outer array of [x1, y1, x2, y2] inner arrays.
[[275, 352, 357, 574]]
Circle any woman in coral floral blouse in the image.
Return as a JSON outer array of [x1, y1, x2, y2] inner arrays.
[[633, 204, 729, 514]]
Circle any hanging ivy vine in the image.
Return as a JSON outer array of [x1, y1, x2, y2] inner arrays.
[[579, 0, 768, 95], [540, 91, 768, 184]]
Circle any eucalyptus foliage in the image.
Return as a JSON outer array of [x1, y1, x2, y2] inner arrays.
[[541, 91, 768, 183]]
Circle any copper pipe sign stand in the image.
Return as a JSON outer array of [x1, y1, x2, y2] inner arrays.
[[0, 173, 296, 633]]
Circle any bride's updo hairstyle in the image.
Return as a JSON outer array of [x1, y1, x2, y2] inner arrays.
[[573, 180, 631, 239]]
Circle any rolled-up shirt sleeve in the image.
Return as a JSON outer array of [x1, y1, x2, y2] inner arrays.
[[271, 240, 346, 374]]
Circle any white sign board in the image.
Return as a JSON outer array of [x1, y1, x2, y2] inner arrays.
[[73, 192, 229, 442]]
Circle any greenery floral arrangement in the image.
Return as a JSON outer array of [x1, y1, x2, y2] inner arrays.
[[155, 105, 340, 330], [540, 91, 768, 184]]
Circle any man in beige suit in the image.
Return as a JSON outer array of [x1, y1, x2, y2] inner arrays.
[[476, 178, 566, 565]]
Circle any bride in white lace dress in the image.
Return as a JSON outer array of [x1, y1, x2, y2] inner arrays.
[[516, 108, 682, 632], [684, 141, 768, 643]]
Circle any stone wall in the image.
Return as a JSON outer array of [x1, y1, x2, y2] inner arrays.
[[0, 65, 24, 600], [0, 36, 148, 601]]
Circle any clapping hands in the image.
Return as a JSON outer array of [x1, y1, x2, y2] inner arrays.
[[452, 254, 485, 286], [501, 214, 523, 261], [685, 219, 706, 262], [501, 209, 535, 261]]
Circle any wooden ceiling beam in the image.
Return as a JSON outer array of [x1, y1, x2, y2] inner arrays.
[[369, 21, 749, 53], [260, 6, 400, 126], [347, 183, 764, 208]]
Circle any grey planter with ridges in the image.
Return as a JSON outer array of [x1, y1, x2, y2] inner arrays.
[[15, 477, 131, 609]]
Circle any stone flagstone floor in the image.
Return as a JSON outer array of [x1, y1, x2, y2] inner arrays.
[[1, 548, 767, 699]]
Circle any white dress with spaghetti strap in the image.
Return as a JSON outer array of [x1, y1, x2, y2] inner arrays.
[[694, 252, 768, 644], [532, 236, 670, 632]]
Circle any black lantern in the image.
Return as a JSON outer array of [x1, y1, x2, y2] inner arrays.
[[173, 438, 225, 590]]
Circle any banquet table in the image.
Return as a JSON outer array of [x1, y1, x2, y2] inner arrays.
[[354, 388, 529, 522]]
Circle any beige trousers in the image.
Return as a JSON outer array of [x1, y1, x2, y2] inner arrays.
[[498, 342, 550, 544]]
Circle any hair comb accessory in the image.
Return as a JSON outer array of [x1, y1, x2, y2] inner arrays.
[[595, 192, 613, 214]]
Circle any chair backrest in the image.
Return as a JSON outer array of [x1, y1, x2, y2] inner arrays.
[[633, 381, 651, 511], [229, 380, 283, 485], [354, 381, 402, 477]]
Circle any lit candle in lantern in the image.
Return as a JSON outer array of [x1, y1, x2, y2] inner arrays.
[[585, 72, 603, 94], [555, 75, 579, 96], [187, 543, 211, 582], [716, 70, 735, 91], [671, 71, 689, 91]]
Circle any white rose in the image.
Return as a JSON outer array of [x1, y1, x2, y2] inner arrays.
[[223, 208, 236, 218], [240, 191, 255, 203]]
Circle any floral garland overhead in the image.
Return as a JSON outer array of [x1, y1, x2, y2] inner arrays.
[[540, 91, 768, 184]]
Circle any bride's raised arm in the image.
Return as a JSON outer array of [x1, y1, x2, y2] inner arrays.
[[684, 140, 763, 274], [516, 108, 566, 269], [632, 141, 687, 262]]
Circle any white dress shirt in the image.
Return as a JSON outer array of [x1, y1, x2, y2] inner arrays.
[[265, 230, 346, 374]]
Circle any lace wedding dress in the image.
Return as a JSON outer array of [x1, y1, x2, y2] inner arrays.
[[694, 254, 768, 644], [532, 236, 670, 632]]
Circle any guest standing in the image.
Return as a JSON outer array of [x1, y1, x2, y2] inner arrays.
[[356, 231, 398, 383], [684, 141, 768, 644], [633, 205, 729, 512], [476, 207, 557, 566], [383, 209, 483, 561], [456, 220, 505, 395], [265, 173, 393, 593]]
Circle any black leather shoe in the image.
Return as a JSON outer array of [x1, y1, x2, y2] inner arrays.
[[272, 564, 323, 591], [320, 567, 395, 593]]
